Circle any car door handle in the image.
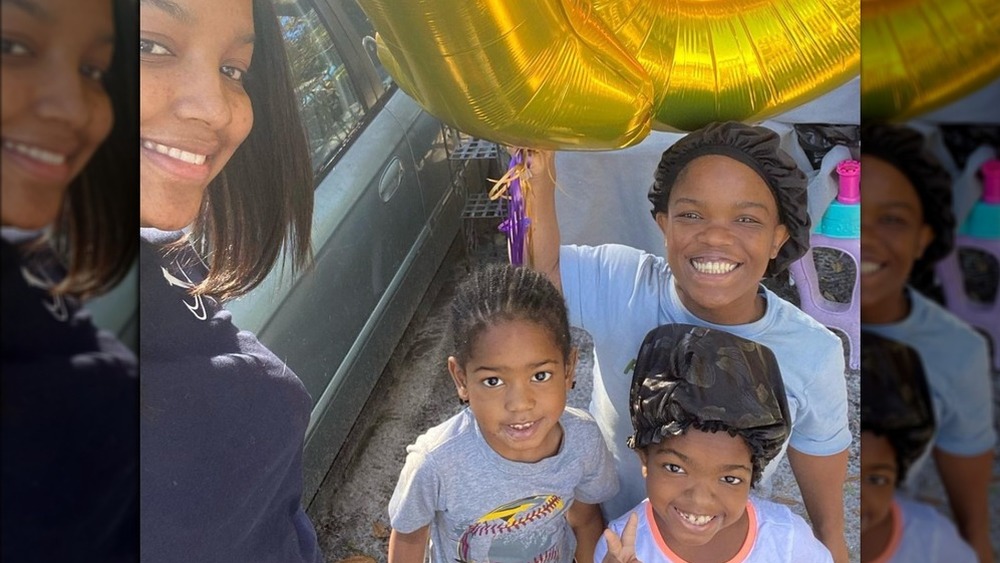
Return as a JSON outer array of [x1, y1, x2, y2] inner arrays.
[[362, 35, 379, 67], [378, 157, 404, 202]]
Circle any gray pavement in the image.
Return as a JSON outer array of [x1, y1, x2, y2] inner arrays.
[[308, 246, 995, 562]]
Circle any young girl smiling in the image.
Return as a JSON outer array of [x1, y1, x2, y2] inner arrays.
[[388, 264, 618, 562]]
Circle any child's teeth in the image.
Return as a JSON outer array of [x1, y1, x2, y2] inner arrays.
[[679, 510, 713, 525], [142, 139, 207, 165], [510, 422, 533, 430], [692, 260, 737, 275], [860, 261, 882, 274], [3, 140, 66, 165]]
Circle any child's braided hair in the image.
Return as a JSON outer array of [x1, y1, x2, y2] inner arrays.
[[449, 263, 571, 364]]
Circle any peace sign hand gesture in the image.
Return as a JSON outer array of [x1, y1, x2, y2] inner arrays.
[[601, 512, 642, 563]]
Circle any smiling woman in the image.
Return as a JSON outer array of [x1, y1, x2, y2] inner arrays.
[[137, 0, 322, 561], [138, 0, 312, 301], [1, 0, 136, 295], [0, 0, 138, 560]]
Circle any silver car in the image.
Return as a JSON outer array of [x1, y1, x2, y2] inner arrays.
[[223, 0, 490, 506]]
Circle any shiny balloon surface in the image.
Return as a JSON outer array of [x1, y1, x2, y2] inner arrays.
[[860, 0, 1000, 121], [591, 0, 859, 131], [358, 0, 860, 148], [366, 0, 653, 149]]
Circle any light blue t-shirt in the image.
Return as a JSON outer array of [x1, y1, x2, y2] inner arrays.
[[878, 495, 977, 563], [864, 288, 995, 484], [594, 497, 832, 562], [388, 407, 618, 563], [560, 244, 852, 520]]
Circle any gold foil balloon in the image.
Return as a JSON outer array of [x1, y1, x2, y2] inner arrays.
[[861, 0, 1000, 121], [358, 0, 860, 145], [590, 0, 860, 131], [359, 0, 653, 150]]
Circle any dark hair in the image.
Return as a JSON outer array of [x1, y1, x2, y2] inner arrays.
[[648, 121, 811, 277], [860, 331, 936, 485], [628, 324, 790, 487], [48, 0, 137, 298], [187, 0, 313, 301], [449, 263, 571, 365], [860, 123, 955, 287]]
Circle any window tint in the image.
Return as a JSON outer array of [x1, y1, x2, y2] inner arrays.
[[278, 1, 365, 173], [340, 0, 393, 91]]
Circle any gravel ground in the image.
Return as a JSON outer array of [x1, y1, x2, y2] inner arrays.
[[309, 242, 995, 562]]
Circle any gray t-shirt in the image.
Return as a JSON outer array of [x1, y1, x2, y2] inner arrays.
[[388, 407, 618, 563]]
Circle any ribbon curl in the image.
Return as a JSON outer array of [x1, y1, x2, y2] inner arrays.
[[490, 149, 533, 265]]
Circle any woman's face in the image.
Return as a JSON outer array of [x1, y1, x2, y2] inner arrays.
[[139, 0, 255, 230], [1, 0, 114, 229]]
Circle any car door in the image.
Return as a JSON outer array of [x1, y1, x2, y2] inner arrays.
[[225, 0, 430, 501]]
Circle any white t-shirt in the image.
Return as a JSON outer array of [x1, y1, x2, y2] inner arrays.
[[560, 244, 852, 519], [863, 288, 995, 487], [595, 497, 832, 562], [871, 495, 977, 563], [388, 407, 618, 563]]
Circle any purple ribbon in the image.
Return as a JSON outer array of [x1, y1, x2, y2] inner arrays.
[[498, 151, 531, 265]]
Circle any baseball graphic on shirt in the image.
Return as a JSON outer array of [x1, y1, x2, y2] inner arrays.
[[456, 494, 569, 563]]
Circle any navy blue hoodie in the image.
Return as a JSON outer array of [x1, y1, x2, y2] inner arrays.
[[1, 231, 138, 562], [138, 229, 321, 563]]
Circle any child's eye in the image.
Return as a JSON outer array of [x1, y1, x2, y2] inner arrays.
[[676, 211, 701, 220], [736, 216, 760, 224], [140, 38, 172, 56], [1, 37, 32, 57], [721, 475, 744, 485], [221, 65, 246, 83], [532, 371, 553, 382], [482, 376, 503, 388], [866, 474, 891, 487], [80, 63, 107, 83], [663, 463, 685, 474], [878, 214, 908, 227]]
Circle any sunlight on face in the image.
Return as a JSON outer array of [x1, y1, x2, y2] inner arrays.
[[656, 155, 789, 325], [448, 318, 575, 463], [639, 429, 753, 560], [1, 0, 114, 228], [139, 0, 255, 230]]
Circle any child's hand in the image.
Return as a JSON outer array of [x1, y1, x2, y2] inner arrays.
[[524, 149, 556, 193], [601, 512, 642, 563]]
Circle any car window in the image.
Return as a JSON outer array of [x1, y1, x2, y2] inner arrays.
[[278, 0, 366, 173], [339, 0, 393, 92]]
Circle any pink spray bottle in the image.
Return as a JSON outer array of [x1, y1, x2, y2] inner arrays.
[[936, 158, 1000, 368], [789, 159, 861, 369]]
